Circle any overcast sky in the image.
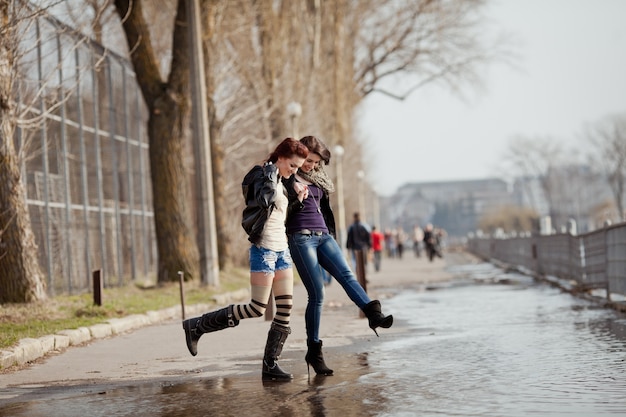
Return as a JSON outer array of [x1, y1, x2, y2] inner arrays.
[[357, 0, 626, 196]]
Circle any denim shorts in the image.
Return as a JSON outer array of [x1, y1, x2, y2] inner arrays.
[[249, 245, 293, 273]]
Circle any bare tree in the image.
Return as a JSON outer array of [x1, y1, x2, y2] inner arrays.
[[586, 114, 626, 222], [198, 0, 325, 267], [2, 0, 505, 295], [503, 135, 565, 222], [62, 0, 120, 46], [113, 0, 199, 283], [302, 0, 505, 223], [105, 0, 510, 271], [0, 0, 47, 302], [353, 0, 501, 101], [203, 0, 503, 252]]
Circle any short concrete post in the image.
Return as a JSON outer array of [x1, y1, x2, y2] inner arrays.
[[93, 270, 103, 306], [178, 271, 186, 320]]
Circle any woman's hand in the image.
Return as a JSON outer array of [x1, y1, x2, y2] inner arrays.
[[293, 182, 309, 202]]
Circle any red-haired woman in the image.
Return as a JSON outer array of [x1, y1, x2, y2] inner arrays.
[[183, 137, 309, 381]]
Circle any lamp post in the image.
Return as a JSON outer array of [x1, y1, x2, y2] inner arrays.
[[334, 145, 347, 253], [373, 190, 381, 229], [286, 101, 302, 138], [187, 0, 219, 286], [357, 169, 365, 222]]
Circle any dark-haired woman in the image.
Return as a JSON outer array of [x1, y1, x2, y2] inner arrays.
[[183, 137, 309, 381], [284, 136, 393, 376]]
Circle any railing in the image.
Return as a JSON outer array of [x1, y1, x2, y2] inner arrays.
[[466, 222, 626, 307]]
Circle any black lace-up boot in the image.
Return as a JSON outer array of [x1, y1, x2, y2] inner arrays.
[[182, 305, 239, 356], [262, 322, 293, 381]]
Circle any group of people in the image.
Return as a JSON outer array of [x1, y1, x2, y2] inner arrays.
[[382, 227, 408, 259], [345, 217, 397, 273], [372, 224, 446, 266], [182, 136, 393, 381], [327, 213, 448, 276]]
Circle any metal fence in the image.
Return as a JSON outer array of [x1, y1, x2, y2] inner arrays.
[[467, 222, 626, 304], [15, 14, 156, 295]]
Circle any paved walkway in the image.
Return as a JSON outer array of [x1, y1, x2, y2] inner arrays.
[[0, 249, 478, 392]]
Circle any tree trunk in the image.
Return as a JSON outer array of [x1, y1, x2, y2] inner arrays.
[[114, 0, 199, 282], [0, 0, 47, 303], [209, 124, 230, 269], [0, 129, 47, 303], [255, 0, 287, 142], [148, 91, 199, 282]]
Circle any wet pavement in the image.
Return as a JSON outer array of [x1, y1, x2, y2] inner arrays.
[[0, 351, 387, 417], [1, 253, 625, 416], [376, 263, 626, 416]]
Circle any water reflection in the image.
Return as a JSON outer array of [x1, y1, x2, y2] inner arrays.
[[0, 351, 388, 417]]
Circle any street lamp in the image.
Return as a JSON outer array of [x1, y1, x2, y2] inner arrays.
[[373, 190, 381, 230], [334, 145, 347, 254], [357, 169, 365, 222], [286, 101, 302, 138]]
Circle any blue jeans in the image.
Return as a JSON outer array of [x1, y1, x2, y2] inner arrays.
[[288, 232, 371, 342]]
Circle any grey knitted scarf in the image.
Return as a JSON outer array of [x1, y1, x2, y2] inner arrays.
[[297, 165, 335, 195]]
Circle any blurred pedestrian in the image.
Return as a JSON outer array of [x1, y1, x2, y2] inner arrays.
[[423, 223, 443, 262], [413, 225, 423, 257], [347, 212, 371, 269], [384, 228, 396, 258], [395, 227, 406, 259], [370, 225, 385, 272]]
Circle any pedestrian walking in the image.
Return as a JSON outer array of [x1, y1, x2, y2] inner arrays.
[[423, 223, 443, 262], [182, 137, 309, 381], [346, 212, 371, 269], [412, 225, 423, 257], [284, 135, 393, 377], [395, 227, 406, 259], [370, 226, 384, 272]]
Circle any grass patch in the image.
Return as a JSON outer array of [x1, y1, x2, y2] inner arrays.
[[0, 266, 250, 350]]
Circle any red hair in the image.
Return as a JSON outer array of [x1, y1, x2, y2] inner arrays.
[[268, 137, 309, 163]]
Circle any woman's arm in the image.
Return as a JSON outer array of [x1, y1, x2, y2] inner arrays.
[[255, 163, 279, 209], [283, 175, 306, 214]]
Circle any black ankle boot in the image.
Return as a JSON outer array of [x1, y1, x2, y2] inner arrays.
[[182, 305, 239, 356], [262, 323, 293, 381], [305, 340, 333, 376], [362, 300, 393, 336]]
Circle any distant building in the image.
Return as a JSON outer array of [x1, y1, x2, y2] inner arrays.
[[380, 178, 513, 238], [380, 164, 620, 238]]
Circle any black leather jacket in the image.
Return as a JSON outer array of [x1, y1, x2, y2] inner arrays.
[[241, 162, 281, 244], [283, 175, 337, 238]]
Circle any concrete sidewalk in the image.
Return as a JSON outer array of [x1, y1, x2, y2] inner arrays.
[[0, 249, 478, 391]]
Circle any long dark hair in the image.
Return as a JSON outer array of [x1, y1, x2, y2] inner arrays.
[[299, 136, 331, 165], [268, 137, 309, 163]]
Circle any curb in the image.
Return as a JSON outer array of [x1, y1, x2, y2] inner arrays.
[[0, 288, 250, 371]]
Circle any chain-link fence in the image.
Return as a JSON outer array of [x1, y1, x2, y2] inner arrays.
[[467, 222, 626, 304], [15, 13, 156, 295]]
